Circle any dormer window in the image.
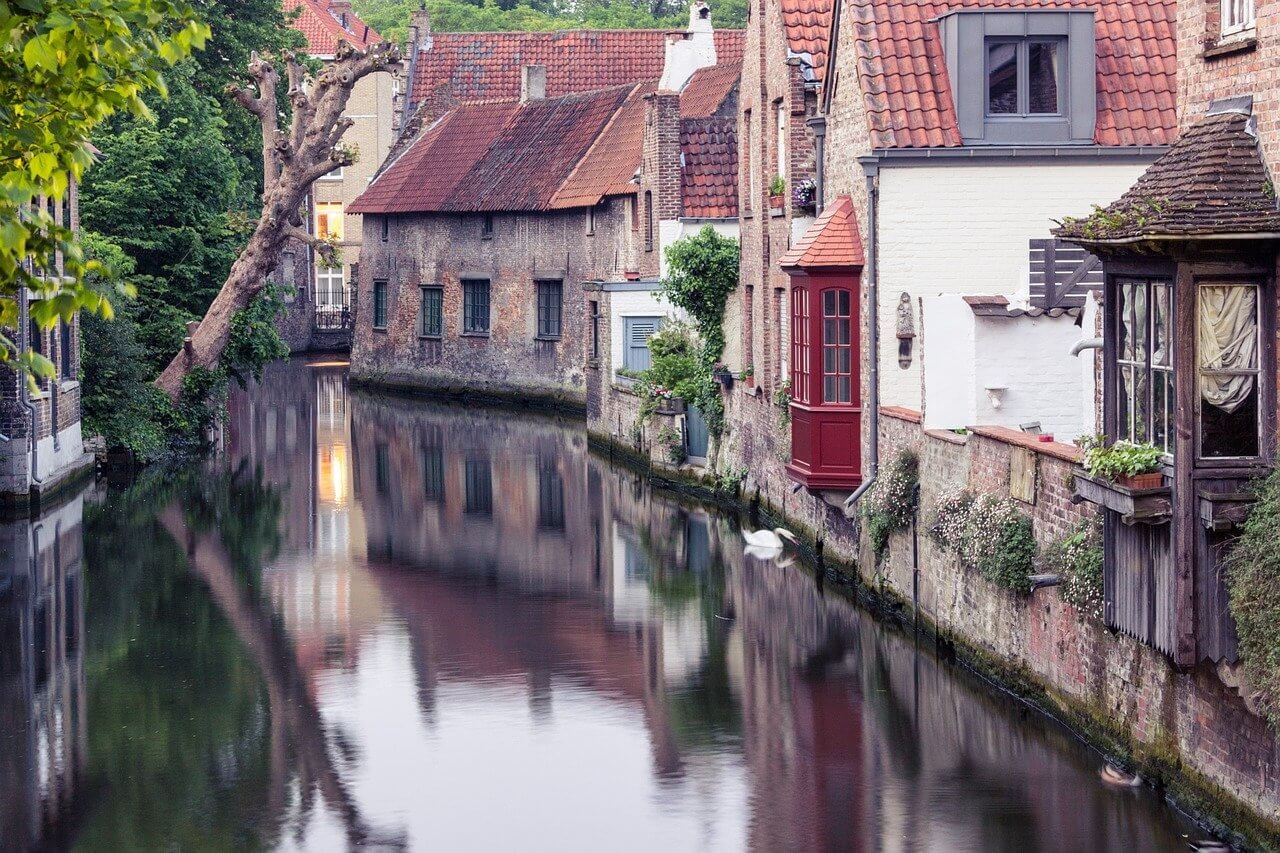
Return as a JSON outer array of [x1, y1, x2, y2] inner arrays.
[[938, 10, 1096, 145]]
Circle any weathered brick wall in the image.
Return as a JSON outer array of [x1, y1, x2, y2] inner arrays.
[[352, 197, 635, 403]]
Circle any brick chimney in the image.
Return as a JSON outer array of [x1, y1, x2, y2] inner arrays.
[[639, 91, 682, 276], [408, 2, 432, 51], [521, 65, 546, 102]]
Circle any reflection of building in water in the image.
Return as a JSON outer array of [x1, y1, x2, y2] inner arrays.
[[0, 493, 87, 849]]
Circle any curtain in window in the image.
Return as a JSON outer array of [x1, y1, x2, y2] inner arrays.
[[1198, 285, 1257, 414]]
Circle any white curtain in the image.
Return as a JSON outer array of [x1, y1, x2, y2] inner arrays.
[[1198, 285, 1258, 413]]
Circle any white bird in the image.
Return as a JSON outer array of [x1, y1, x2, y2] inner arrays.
[[1099, 764, 1141, 787], [742, 527, 797, 550]]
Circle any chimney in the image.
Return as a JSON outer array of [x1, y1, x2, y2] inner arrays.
[[658, 1, 716, 92], [409, 2, 432, 50], [521, 65, 546, 102]]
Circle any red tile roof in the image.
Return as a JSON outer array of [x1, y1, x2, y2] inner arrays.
[[351, 84, 641, 214], [782, 0, 834, 81], [409, 29, 745, 112], [284, 0, 380, 55], [679, 62, 741, 117], [779, 195, 864, 269], [680, 117, 738, 219], [552, 81, 655, 209], [848, 0, 1176, 148]]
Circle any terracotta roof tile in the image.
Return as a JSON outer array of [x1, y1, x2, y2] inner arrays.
[[352, 85, 640, 214], [680, 117, 738, 219], [284, 0, 379, 55], [409, 29, 744, 113], [779, 195, 864, 269], [848, 0, 1176, 148], [782, 0, 834, 80], [1057, 108, 1280, 243], [552, 81, 655, 209], [679, 62, 741, 117]]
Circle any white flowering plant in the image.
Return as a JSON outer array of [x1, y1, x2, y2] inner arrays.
[[931, 489, 1037, 594], [1041, 520, 1104, 621], [862, 450, 919, 561]]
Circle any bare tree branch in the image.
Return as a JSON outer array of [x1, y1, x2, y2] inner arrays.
[[284, 224, 337, 268]]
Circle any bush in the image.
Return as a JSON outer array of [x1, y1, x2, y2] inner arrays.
[[931, 490, 1037, 594], [862, 450, 919, 562], [1042, 521, 1104, 621], [1226, 470, 1280, 729], [1079, 435, 1162, 481]]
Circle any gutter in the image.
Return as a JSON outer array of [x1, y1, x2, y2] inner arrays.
[[871, 145, 1168, 162], [844, 157, 881, 514], [1072, 231, 1280, 247]]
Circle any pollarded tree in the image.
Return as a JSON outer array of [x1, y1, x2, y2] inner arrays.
[[153, 41, 401, 400]]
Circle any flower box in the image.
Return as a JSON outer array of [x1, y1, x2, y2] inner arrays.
[[769, 194, 784, 211], [1071, 469, 1171, 526], [1119, 472, 1164, 490], [713, 366, 734, 389], [655, 396, 686, 415]]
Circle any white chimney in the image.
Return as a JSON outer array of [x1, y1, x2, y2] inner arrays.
[[658, 1, 717, 92], [521, 65, 546, 102]]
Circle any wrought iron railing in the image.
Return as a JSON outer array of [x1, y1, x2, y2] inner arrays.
[[314, 304, 352, 331]]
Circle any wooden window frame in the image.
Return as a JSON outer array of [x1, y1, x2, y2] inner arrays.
[[1112, 276, 1175, 458], [536, 279, 563, 340], [1193, 276, 1271, 466], [372, 278, 389, 330], [419, 285, 443, 338], [462, 278, 491, 336]]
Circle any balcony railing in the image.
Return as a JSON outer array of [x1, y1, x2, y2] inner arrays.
[[314, 304, 352, 331]]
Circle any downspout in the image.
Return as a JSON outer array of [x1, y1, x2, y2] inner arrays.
[[844, 158, 880, 514], [18, 288, 43, 487]]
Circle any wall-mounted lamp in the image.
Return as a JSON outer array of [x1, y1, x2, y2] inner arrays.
[[985, 384, 1008, 410]]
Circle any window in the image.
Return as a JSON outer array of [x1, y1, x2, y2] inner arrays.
[[775, 99, 786, 179], [536, 279, 562, 339], [987, 39, 1061, 116], [464, 457, 492, 515], [743, 109, 754, 212], [790, 287, 810, 404], [1221, 0, 1255, 35], [59, 319, 73, 380], [482, 214, 494, 239], [586, 205, 596, 236], [1198, 282, 1261, 459], [463, 278, 490, 334], [623, 316, 662, 371], [372, 279, 388, 329], [316, 264, 346, 307], [644, 191, 654, 252], [1115, 278, 1174, 456], [380, 216, 389, 243], [420, 286, 443, 337], [589, 299, 600, 361], [320, 165, 343, 181], [821, 289, 853, 403], [537, 460, 565, 530], [315, 201, 344, 241]]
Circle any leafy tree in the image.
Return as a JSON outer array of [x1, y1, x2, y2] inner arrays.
[[0, 0, 208, 375]]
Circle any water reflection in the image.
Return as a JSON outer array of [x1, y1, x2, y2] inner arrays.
[[12, 358, 1205, 850]]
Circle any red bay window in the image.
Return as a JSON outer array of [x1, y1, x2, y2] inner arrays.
[[779, 197, 865, 491]]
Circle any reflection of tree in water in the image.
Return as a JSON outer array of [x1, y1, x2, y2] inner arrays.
[[80, 466, 404, 849]]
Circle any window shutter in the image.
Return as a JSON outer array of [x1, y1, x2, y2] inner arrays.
[[624, 317, 662, 370], [1030, 238, 1102, 310]]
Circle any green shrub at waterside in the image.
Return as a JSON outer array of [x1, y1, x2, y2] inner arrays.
[[931, 490, 1037, 594], [1042, 521, 1104, 621], [1226, 470, 1280, 729], [862, 450, 919, 562]]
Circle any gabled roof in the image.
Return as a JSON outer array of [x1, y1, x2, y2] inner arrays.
[[679, 62, 741, 117], [1057, 106, 1280, 244], [552, 82, 655, 209], [351, 84, 642, 214], [681, 117, 738, 219], [284, 0, 380, 55], [845, 0, 1176, 148], [408, 29, 745, 113], [782, 0, 833, 81], [780, 196, 864, 269]]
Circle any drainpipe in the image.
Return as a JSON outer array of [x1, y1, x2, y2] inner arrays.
[[807, 115, 827, 214], [1071, 337, 1103, 356], [844, 158, 880, 514], [18, 288, 43, 487]]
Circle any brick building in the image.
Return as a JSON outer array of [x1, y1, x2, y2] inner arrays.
[[1059, 0, 1280, 667], [0, 186, 92, 509], [276, 0, 396, 353]]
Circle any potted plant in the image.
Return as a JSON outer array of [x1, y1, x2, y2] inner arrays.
[[1080, 436, 1164, 489], [739, 364, 755, 388], [769, 175, 786, 210], [792, 178, 816, 213], [712, 362, 734, 389], [649, 385, 686, 415]]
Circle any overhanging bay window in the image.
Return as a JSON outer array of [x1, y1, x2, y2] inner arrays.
[[779, 196, 864, 492]]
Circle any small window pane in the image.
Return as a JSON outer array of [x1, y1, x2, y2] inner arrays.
[[1153, 284, 1171, 367], [420, 287, 442, 337], [537, 280, 562, 338], [1028, 42, 1060, 114], [1198, 284, 1261, 458], [372, 280, 388, 329], [463, 279, 490, 334], [987, 42, 1019, 114]]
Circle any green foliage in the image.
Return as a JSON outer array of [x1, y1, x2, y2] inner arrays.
[[1079, 435, 1162, 481], [931, 490, 1037, 594], [862, 450, 918, 562], [656, 424, 686, 464], [769, 174, 785, 196], [0, 0, 207, 372], [223, 285, 290, 388], [1042, 520, 1103, 621], [1226, 470, 1280, 729]]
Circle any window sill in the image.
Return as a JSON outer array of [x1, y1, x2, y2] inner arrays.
[[587, 357, 600, 369], [1203, 33, 1256, 59], [419, 334, 442, 341], [481, 234, 493, 241], [462, 331, 490, 338], [59, 380, 79, 392], [770, 208, 785, 218], [372, 326, 388, 333], [535, 334, 562, 342]]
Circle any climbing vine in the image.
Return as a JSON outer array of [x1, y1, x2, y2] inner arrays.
[[1225, 470, 1280, 728]]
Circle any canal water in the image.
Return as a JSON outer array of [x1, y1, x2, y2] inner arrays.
[[2, 358, 1212, 851]]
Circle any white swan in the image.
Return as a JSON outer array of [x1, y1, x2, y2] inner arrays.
[[742, 527, 797, 550]]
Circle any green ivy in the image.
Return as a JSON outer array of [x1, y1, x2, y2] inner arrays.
[[1226, 470, 1280, 729]]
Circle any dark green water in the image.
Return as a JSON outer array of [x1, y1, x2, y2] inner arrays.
[[1, 358, 1211, 851]]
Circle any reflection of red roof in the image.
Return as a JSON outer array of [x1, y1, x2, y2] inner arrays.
[[284, 0, 380, 55], [779, 196, 864, 270], [409, 30, 744, 112], [849, 0, 1176, 148], [679, 62, 741, 117], [352, 85, 641, 214], [681, 118, 737, 219], [782, 0, 833, 80]]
